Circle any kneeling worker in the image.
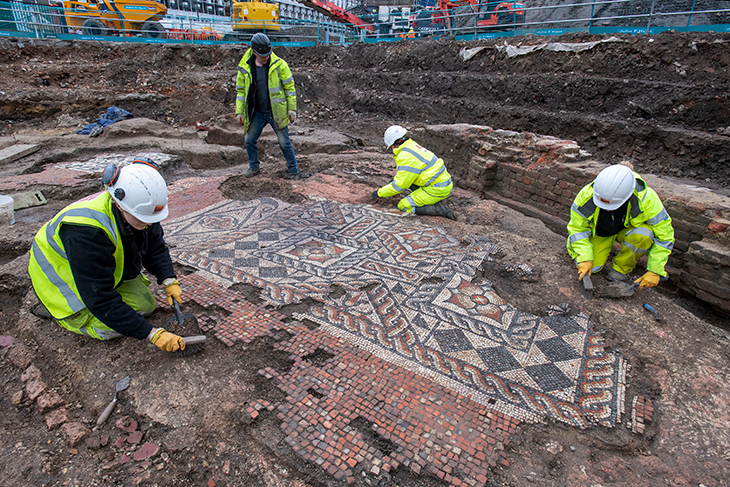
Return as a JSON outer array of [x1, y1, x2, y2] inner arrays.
[[568, 163, 675, 287], [28, 159, 187, 352], [373, 125, 456, 220]]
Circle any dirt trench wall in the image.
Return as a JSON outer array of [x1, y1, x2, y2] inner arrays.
[[416, 124, 730, 315]]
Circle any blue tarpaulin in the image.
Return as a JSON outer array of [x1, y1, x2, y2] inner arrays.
[[75, 106, 133, 135]]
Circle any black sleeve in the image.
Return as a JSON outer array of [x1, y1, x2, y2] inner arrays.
[[59, 224, 153, 340], [140, 223, 175, 285]]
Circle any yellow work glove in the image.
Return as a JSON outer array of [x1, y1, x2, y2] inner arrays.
[[288, 110, 297, 123], [635, 271, 661, 288], [577, 261, 593, 281], [149, 328, 186, 352], [163, 279, 182, 307]]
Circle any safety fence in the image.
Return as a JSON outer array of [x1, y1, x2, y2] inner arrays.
[[0, 0, 728, 47]]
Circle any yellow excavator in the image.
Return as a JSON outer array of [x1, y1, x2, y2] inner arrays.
[[50, 0, 167, 38], [227, 0, 281, 41]]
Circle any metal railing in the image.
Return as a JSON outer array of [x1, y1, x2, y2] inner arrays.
[[0, 0, 728, 46]]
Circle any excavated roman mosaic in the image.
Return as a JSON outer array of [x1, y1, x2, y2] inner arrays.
[[164, 197, 625, 428]]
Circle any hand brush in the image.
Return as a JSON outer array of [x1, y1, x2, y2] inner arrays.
[[150, 298, 207, 356], [148, 334, 207, 356]]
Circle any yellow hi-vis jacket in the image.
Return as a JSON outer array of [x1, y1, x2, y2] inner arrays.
[[567, 173, 675, 277], [28, 192, 124, 319], [377, 139, 453, 198], [235, 49, 296, 132]]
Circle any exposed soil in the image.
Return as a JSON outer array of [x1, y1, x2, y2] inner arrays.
[[1, 31, 729, 487]]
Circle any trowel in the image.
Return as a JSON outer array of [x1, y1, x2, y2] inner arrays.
[[96, 375, 130, 426]]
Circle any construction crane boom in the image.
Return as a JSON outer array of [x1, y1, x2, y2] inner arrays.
[[295, 0, 374, 32]]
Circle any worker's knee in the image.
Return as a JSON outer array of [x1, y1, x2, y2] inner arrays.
[[622, 226, 654, 252]]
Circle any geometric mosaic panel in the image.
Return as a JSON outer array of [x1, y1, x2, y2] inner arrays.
[[164, 197, 626, 428]]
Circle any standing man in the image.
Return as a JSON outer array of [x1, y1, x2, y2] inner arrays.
[[236, 33, 299, 180], [567, 163, 675, 288], [373, 125, 456, 220], [28, 159, 187, 352]]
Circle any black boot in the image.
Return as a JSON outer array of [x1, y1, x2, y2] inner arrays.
[[415, 203, 457, 221], [31, 303, 52, 319], [414, 204, 440, 216], [435, 201, 457, 221]]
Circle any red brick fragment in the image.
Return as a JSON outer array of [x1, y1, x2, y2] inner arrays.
[[7, 343, 33, 369], [37, 391, 64, 412], [708, 220, 729, 233], [116, 416, 138, 433], [26, 379, 47, 400], [60, 422, 91, 447], [45, 407, 71, 430], [133, 442, 159, 461], [21, 365, 41, 382], [127, 431, 144, 445]]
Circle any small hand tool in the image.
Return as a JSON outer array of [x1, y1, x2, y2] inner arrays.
[[97, 376, 130, 426], [581, 274, 593, 298], [643, 303, 661, 321], [167, 297, 195, 325], [158, 298, 207, 356]]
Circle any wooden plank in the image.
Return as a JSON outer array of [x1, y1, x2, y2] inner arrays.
[[0, 144, 40, 165]]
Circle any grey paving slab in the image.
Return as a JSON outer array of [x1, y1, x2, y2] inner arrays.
[[0, 144, 40, 165]]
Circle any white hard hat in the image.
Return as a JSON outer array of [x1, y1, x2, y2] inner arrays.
[[107, 161, 169, 224], [384, 125, 408, 149], [592, 164, 635, 210]]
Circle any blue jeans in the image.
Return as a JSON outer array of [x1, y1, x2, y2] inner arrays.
[[245, 111, 298, 175]]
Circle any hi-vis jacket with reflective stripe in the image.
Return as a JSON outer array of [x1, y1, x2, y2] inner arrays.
[[567, 173, 675, 277], [28, 192, 124, 319], [377, 139, 453, 198], [235, 49, 296, 132]]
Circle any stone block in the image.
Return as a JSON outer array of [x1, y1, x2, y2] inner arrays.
[[690, 223, 708, 237], [674, 229, 691, 244], [695, 289, 729, 312], [686, 240, 730, 267], [672, 220, 691, 233], [673, 240, 689, 253], [695, 278, 730, 300]]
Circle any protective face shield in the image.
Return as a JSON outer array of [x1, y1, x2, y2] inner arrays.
[[384, 125, 408, 149], [102, 159, 169, 224], [592, 164, 636, 210], [251, 33, 271, 57]]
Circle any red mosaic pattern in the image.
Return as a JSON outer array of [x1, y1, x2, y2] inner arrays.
[[0, 167, 90, 192], [156, 272, 286, 346], [273, 329, 515, 484], [630, 395, 654, 434], [171, 273, 517, 486], [166, 177, 226, 220]]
